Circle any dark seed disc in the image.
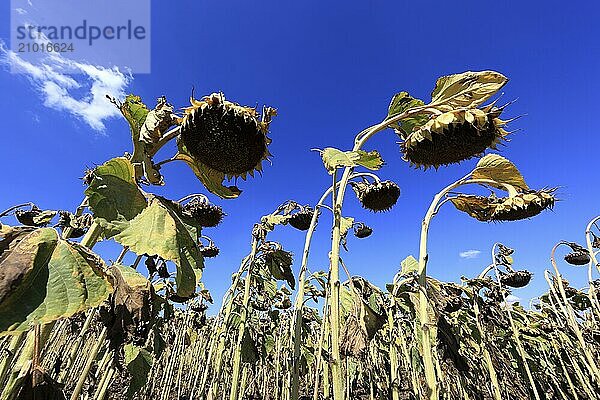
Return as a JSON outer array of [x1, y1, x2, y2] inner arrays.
[[500, 270, 532, 288], [181, 104, 267, 175]]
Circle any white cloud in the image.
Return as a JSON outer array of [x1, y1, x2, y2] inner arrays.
[[15, 8, 27, 15], [0, 40, 131, 132], [503, 294, 521, 307], [459, 250, 481, 259]]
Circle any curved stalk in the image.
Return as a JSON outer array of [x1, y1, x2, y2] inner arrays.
[[490, 244, 541, 400], [550, 242, 600, 382], [0, 203, 35, 219], [584, 217, 600, 320]]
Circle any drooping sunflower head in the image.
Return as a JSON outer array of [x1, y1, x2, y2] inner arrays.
[[181, 197, 225, 228], [401, 105, 510, 169], [200, 244, 220, 258], [564, 243, 591, 266], [353, 223, 373, 239], [288, 206, 315, 231], [180, 93, 276, 178], [451, 189, 555, 222], [490, 190, 555, 222], [500, 270, 532, 288], [351, 180, 401, 212]]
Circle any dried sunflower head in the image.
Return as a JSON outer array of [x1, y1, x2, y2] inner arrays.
[[353, 223, 373, 239], [451, 189, 555, 222], [15, 205, 57, 227], [200, 244, 220, 258], [288, 206, 314, 231], [443, 296, 463, 313], [181, 197, 225, 228], [401, 105, 510, 168], [500, 270, 532, 288], [57, 211, 93, 238], [351, 180, 400, 212], [490, 190, 555, 221], [180, 93, 276, 178], [563, 243, 590, 266]]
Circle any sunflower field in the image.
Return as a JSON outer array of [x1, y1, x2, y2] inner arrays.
[[1, 71, 599, 400]]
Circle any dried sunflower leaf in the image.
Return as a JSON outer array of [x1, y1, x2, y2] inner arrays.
[[140, 96, 177, 145], [0, 228, 111, 334], [471, 154, 529, 191], [431, 70, 508, 108]]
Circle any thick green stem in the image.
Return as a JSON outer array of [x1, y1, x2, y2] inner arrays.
[[328, 169, 345, 400]]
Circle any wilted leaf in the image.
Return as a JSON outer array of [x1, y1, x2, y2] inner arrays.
[[0, 228, 111, 334], [320, 148, 361, 173], [15, 207, 57, 228], [85, 157, 148, 237], [431, 71, 508, 108], [450, 196, 492, 222], [388, 92, 425, 118], [124, 344, 153, 398], [340, 216, 354, 237], [264, 249, 295, 289], [320, 148, 384, 173], [140, 96, 177, 145], [400, 255, 419, 276], [113, 197, 203, 297], [240, 329, 259, 363], [175, 143, 241, 199], [471, 154, 529, 190], [355, 150, 384, 171], [262, 214, 291, 230], [100, 264, 155, 348], [119, 94, 150, 140]]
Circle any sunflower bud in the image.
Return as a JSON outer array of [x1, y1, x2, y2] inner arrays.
[[181, 197, 225, 228], [500, 270, 532, 288], [353, 223, 373, 239], [288, 206, 314, 231], [351, 180, 400, 212], [180, 93, 275, 178], [401, 106, 510, 168]]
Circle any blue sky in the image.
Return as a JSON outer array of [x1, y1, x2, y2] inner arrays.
[[1, 1, 599, 308]]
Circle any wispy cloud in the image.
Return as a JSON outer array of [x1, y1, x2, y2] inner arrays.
[[459, 250, 481, 259], [0, 40, 131, 132]]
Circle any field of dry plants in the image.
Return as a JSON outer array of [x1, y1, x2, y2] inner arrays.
[[0, 70, 599, 400]]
